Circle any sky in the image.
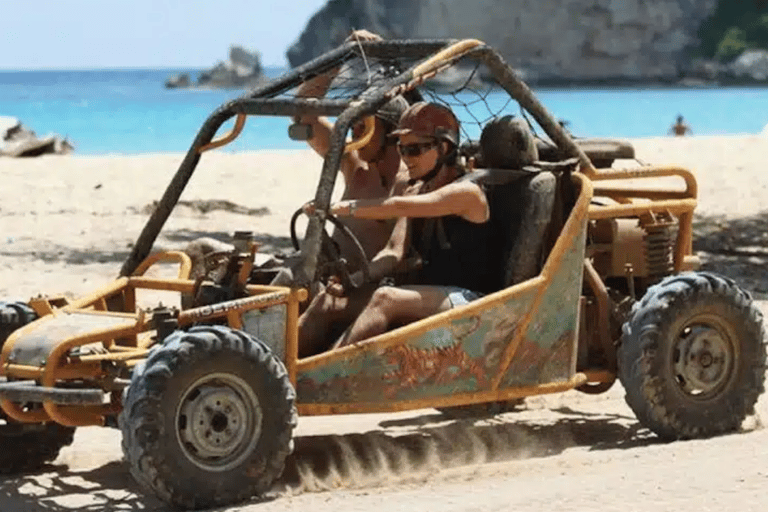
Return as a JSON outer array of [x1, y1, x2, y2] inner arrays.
[[1, 0, 329, 70]]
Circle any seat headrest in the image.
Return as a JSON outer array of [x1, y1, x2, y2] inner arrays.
[[480, 116, 539, 169]]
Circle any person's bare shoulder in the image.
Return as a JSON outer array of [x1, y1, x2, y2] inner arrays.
[[439, 179, 489, 222]]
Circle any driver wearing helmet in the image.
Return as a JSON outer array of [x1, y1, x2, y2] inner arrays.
[[298, 101, 494, 354]]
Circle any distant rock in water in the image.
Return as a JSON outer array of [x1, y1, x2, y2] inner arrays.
[[0, 117, 73, 157], [165, 73, 191, 89], [166, 46, 268, 89]]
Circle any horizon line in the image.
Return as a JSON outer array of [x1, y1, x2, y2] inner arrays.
[[0, 63, 292, 73]]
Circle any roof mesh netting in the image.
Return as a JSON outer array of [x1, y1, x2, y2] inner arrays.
[[279, 42, 539, 145]]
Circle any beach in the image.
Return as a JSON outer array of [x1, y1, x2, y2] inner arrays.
[[2, 135, 768, 511]]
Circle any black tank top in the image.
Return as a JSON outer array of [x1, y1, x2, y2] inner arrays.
[[410, 205, 500, 295]]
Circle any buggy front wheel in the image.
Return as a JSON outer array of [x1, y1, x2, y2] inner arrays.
[[119, 325, 297, 509]]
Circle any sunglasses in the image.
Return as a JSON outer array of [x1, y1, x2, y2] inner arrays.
[[397, 141, 436, 157]]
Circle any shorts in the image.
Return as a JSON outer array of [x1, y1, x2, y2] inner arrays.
[[442, 286, 483, 308]]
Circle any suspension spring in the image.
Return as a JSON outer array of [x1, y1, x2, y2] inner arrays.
[[644, 220, 677, 280]]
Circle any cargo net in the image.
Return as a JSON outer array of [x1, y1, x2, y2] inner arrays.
[[280, 49, 421, 101], [282, 47, 535, 144], [418, 63, 524, 146]]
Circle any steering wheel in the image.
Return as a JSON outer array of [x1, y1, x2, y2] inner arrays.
[[290, 207, 371, 291]]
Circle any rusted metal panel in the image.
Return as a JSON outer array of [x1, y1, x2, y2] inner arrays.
[[296, 287, 538, 405], [5, 311, 137, 367], [501, 221, 587, 387]]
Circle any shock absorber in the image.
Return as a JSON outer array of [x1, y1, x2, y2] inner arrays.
[[643, 217, 677, 281]]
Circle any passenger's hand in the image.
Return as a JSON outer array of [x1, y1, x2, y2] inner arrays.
[[346, 29, 383, 43]]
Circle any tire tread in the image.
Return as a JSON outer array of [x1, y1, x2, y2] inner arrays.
[[119, 325, 297, 509], [619, 272, 766, 440]]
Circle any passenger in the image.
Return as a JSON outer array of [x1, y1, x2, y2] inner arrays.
[[293, 28, 410, 259], [183, 29, 409, 295], [298, 102, 494, 355]]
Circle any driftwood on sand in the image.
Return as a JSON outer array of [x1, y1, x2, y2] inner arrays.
[[0, 117, 73, 157]]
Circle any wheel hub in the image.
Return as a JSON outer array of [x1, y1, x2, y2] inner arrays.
[[177, 373, 262, 471], [673, 323, 733, 397]]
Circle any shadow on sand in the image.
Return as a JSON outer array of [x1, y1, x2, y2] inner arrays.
[[162, 229, 294, 253], [0, 230, 294, 270], [0, 406, 661, 512], [693, 211, 768, 296]]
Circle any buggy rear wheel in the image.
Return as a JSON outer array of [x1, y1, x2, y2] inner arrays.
[[618, 272, 766, 440], [0, 301, 76, 474], [120, 325, 297, 509]]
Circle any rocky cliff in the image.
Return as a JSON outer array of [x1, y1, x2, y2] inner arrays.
[[287, 0, 719, 84]]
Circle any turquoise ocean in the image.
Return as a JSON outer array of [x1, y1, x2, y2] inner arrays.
[[2, 67, 768, 155]]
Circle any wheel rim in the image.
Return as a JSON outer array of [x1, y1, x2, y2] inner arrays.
[[671, 314, 737, 400], [176, 373, 262, 472]]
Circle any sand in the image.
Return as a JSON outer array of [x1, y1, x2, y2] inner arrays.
[[1, 136, 768, 511]]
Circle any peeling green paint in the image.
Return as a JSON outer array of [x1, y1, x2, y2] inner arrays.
[[296, 286, 538, 404], [502, 219, 587, 387]]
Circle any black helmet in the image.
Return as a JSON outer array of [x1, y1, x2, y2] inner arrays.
[[374, 95, 409, 127]]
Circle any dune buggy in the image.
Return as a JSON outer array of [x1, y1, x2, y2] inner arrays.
[[1, 38, 765, 509]]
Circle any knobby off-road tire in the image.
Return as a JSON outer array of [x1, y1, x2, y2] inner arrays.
[[618, 272, 767, 440], [0, 301, 38, 343], [120, 325, 297, 510], [0, 301, 76, 474]]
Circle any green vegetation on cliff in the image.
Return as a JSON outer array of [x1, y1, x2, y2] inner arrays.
[[698, 0, 768, 61]]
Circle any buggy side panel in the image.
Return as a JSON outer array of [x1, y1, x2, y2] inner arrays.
[[295, 284, 540, 405], [500, 217, 587, 387]]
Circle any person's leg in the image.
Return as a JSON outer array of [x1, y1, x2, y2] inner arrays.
[[297, 283, 377, 357], [333, 285, 454, 348]]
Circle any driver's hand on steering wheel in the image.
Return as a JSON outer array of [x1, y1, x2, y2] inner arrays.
[[325, 275, 345, 297], [302, 200, 355, 217]]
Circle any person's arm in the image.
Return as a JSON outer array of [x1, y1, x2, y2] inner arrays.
[[366, 214, 411, 282], [331, 178, 415, 288], [294, 70, 340, 159], [325, 213, 409, 295], [330, 181, 490, 223], [294, 29, 384, 165]]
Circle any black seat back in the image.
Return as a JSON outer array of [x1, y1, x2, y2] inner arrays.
[[469, 169, 557, 289], [471, 116, 557, 289]]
